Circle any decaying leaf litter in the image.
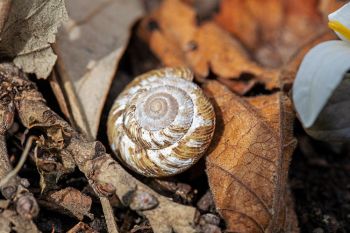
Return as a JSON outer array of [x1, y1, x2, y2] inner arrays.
[[0, 0, 349, 232]]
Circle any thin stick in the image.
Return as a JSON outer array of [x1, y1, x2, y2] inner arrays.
[[0, 136, 35, 188], [4, 63, 198, 233], [100, 196, 120, 233], [52, 63, 94, 140]]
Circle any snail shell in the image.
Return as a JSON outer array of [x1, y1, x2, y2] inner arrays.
[[107, 67, 215, 177]]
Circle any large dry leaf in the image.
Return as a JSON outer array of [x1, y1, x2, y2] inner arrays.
[[0, 0, 68, 79], [139, 0, 279, 89], [204, 81, 298, 232], [54, 0, 144, 138], [215, 0, 333, 68]]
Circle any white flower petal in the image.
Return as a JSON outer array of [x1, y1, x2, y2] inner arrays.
[[293, 40, 350, 128], [328, 2, 350, 42], [305, 74, 350, 142]]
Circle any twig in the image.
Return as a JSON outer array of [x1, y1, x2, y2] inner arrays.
[[1, 63, 199, 233], [0, 136, 35, 188], [0, 135, 13, 191], [100, 196, 120, 233], [53, 65, 94, 140], [0, 68, 39, 220]]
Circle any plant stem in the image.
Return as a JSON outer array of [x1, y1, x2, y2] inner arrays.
[[0, 136, 35, 188]]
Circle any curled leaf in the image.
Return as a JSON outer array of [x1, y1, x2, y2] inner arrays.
[[292, 40, 350, 141]]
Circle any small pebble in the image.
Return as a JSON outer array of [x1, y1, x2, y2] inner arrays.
[[197, 191, 215, 212], [199, 213, 221, 226], [201, 224, 221, 233]]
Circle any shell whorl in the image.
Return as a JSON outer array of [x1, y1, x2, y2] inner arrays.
[[107, 67, 215, 177]]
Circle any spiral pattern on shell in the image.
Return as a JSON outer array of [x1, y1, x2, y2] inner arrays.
[[107, 68, 215, 177]]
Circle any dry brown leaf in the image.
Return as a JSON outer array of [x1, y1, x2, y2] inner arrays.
[[54, 0, 144, 138], [140, 0, 280, 89], [0, 0, 67, 79], [319, 0, 348, 16], [217, 77, 257, 96], [188, 22, 266, 79], [40, 187, 93, 220], [215, 0, 327, 68], [215, 0, 283, 50], [204, 81, 298, 232]]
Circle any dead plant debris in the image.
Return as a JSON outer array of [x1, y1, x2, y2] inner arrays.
[[0, 0, 349, 233]]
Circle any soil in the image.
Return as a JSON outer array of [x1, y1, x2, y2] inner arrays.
[[290, 123, 350, 233]]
